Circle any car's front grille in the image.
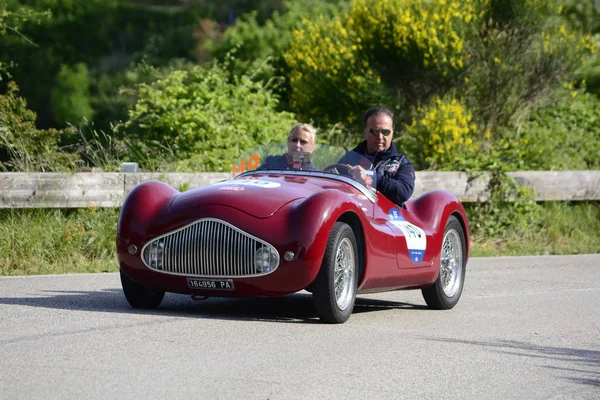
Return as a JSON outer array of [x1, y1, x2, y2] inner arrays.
[[141, 218, 279, 277]]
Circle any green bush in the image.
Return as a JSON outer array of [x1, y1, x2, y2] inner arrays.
[[51, 63, 94, 126], [463, 0, 595, 141], [498, 89, 600, 170], [0, 81, 77, 171], [0, 0, 201, 129], [561, 0, 600, 95], [209, 1, 345, 71], [118, 60, 297, 172]]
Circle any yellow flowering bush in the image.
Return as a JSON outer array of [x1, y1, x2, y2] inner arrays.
[[348, 0, 484, 70], [284, 14, 380, 125], [284, 0, 488, 123], [284, 0, 596, 176], [405, 95, 478, 170]]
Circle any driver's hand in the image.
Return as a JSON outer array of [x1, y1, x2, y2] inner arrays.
[[349, 165, 374, 186], [349, 165, 367, 181]]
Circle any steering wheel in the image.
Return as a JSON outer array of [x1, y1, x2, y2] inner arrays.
[[322, 163, 353, 176]]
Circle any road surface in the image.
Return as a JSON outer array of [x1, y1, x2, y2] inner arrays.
[[1, 254, 599, 399]]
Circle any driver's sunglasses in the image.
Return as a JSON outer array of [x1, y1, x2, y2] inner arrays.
[[367, 128, 393, 137]]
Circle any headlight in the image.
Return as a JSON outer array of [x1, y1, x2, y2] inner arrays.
[[254, 246, 279, 274], [148, 240, 165, 270]]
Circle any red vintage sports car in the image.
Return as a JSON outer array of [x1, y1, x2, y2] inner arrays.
[[117, 145, 470, 323]]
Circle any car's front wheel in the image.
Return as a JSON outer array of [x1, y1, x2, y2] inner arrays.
[[312, 222, 358, 323], [120, 270, 165, 309], [422, 215, 466, 309]]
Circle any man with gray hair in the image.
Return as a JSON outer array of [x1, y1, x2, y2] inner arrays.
[[258, 123, 317, 170], [338, 106, 415, 205]]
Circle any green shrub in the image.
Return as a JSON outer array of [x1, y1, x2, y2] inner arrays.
[[118, 60, 297, 172], [0, 0, 201, 129], [51, 63, 94, 126], [498, 89, 600, 170], [210, 1, 345, 71], [0, 81, 77, 171], [463, 1, 595, 140], [467, 170, 544, 238], [205, 0, 347, 117], [561, 0, 600, 95]]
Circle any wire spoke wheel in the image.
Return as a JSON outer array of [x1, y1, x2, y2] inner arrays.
[[440, 229, 462, 297], [422, 215, 466, 310], [313, 222, 358, 323], [334, 238, 355, 311]]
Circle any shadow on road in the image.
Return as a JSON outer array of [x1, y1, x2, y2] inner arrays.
[[0, 288, 425, 324], [422, 337, 600, 389]]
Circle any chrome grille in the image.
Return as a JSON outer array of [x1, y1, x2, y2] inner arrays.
[[141, 218, 280, 277]]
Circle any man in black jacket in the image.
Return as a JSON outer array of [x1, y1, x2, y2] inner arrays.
[[338, 106, 415, 205]]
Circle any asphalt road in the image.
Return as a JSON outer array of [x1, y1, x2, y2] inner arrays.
[[1, 255, 599, 399]]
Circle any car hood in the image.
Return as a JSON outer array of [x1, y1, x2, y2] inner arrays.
[[169, 174, 339, 218]]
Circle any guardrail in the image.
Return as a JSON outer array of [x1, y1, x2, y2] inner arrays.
[[1, 170, 599, 208]]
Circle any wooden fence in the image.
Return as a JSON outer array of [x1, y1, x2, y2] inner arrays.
[[1, 171, 599, 208]]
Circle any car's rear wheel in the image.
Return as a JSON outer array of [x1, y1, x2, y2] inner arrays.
[[422, 215, 466, 309], [312, 222, 358, 323], [120, 270, 165, 309]]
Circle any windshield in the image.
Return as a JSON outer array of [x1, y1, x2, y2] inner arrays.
[[231, 144, 377, 192]]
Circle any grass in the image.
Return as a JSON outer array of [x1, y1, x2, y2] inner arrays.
[[470, 201, 600, 257], [0, 202, 598, 276], [0, 208, 119, 276]]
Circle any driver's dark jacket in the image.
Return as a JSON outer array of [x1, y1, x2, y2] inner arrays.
[[338, 141, 415, 205]]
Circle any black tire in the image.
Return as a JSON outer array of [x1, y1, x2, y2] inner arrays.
[[120, 270, 165, 309], [422, 215, 466, 310], [312, 222, 359, 323]]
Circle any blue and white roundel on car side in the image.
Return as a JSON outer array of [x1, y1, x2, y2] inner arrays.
[[388, 207, 427, 264]]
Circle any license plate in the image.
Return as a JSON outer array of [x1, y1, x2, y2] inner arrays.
[[187, 278, 235, 291]]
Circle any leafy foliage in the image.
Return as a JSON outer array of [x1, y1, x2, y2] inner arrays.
[[51, 62, 94, 125], [0, 81, 77, 171], [209, 1, 344, 69], [284, 0, 487, 125], [0, 0, 201, 128], [285, 0, 595, 128], [464, 0, 595, 139], [118, 60, 297, 172], [560, 0, 600, 95], [498, 89, 600, 170], [404, 95, 479, 170]]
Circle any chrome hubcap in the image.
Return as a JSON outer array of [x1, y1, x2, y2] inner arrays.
[[334, 238, 355, 310], [440, 229, 462, 297]]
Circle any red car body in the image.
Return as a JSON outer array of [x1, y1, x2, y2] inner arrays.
[[117, 170, 470, 306]]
